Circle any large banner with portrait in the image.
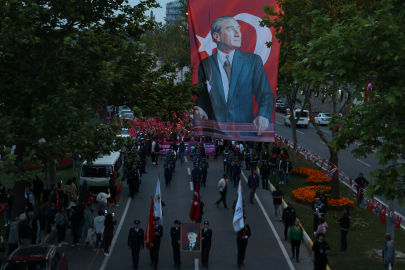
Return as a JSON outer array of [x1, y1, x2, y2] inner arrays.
[[188, 0, 280, 142]]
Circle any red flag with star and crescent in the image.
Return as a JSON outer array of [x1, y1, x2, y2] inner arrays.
[[189, 182, 201, 222], [85, 193, 97, 206], [380, 205, 387, 223], [188, 0, 281, 142], [395, 215, 402, 229]]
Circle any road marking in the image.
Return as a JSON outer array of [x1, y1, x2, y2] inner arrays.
[[356, 159, 371, 167], [195, 258, 199, 270], [240, 171, 295, 270], [185, 156, 188, 162], [188, 168, 191, 175], [275, 121, 282, 124], [296, 130, 305, 135], [190, 182, 194, 190], [99, 196, 132, 270], [87, 246, 100, 269], [320, 141, 326, 145]]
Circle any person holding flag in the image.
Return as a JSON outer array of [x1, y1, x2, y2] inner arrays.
[[154, 178, 163, 225], [149, 217, 163, 270], [354, 173, 369, 206], [233, 180, 251, 268], [190, 179, 201, 222]]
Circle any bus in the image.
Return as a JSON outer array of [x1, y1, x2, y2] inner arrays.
[[79, 152, 124, 193]]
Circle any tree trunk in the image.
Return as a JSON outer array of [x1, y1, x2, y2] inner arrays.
[[304, 90, 340, 199], [11, 143, 27, 220], [290, 118, 301, 167], [48, 156, 56, 187]]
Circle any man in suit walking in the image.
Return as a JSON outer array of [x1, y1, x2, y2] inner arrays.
[[201, 221, 212, 268], [182, 226, 201, 251], [237, 218, 251, 268], [171, 220, 181, 269], [149, 217, 163, 270], [247, 169, 260, 204], [191, 163, 203, 190], [127, 220, 144, 270], [194, 16, 275, 136]]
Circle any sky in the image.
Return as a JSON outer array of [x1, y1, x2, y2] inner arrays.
[[127, 0, 174, 23]]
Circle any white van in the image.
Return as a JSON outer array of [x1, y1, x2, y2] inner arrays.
[[80, 152, 124, 192], [284, 109, 310, 128]]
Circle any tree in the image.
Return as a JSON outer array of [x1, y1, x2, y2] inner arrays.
[[297, 0, 405, 205], [0, 0, 197, 218], [142, 0, 190, 79]]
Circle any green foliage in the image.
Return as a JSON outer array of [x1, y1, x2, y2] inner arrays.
[[0, 0, 197, 185], [333, 214, 369, 231]]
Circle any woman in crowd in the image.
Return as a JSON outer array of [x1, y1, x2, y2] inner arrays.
[[94, 210, 105, 252], [312, 233, 330, 270], [288, 219, 304, 262], [55, 207, 69, 247], [315, 217, 328, 238]]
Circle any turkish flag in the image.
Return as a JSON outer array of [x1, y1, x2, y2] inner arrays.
[[144, 196, 155, 251], [85, 193, 97, 206], [395, 215, 402, 229], [365, 80, 372, 102], [129, 127, 136, 138], [367, 199, 375, 212], [0, 203, 7, 216], [380, 205, 387, 223], [356, 185, 362, 201], [325, 163, 333, 175], [117, 182, 123, 194], [189, 182, 201, 221], [278, 138, 283, 147], [318, 159, 326, 170]]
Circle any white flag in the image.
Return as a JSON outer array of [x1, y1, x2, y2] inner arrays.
[[233, 180, 245, 232], [154, 178, 163, 224]]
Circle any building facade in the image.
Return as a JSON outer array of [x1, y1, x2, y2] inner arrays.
[[166, 0, 183, 23]]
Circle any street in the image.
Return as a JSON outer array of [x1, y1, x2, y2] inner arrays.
[[50, 156, 313, 270], [274, 112, 405, 223]]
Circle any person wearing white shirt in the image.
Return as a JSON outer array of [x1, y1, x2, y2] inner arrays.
[[215, 174, 228, 209]]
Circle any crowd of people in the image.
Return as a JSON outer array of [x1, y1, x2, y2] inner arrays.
[[0, 115, 397, 270]]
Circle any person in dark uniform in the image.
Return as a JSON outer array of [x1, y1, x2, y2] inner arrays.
[[195, 197, 204, 223], [149, 217, 163, 270], [127, 220, 144, 270], [201, 221, 212, 269], [201, 158, 209, 187], [260, 160, 270, 190], [237, 218, 251, 268], [244, 144, 251, 171], [164, 160, 171, 187], [191, 163, 202, 190], [222, 147, 230, 172], [250, 152, 259, 175], [171, 220, 181, 269]]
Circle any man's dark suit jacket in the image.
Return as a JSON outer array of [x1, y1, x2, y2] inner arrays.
[[195, 49, 275, 126], [182, 241, 201, 251]]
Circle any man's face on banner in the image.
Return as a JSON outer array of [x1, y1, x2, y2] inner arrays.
[[213, 18, 242, 50]]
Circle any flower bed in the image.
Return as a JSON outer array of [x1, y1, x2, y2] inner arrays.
[[292, 185, 354, 209], [292, 167, 331, 185]]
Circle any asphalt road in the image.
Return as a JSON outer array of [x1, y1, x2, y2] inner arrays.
[[274, 112, 405, 223], [51, 156, 314, 270]]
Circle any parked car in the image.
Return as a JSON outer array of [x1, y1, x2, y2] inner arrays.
[[314, 113, 332, 125], [275, 102, 284, 112], [277, 103, 289, 114], [1, 245, 68, 270], [284, 109, 309, 128]]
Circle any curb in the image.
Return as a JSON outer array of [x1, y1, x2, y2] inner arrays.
[[256, 167, 332, 270]]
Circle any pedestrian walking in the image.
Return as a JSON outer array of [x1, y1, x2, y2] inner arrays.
[[222, 147, 230, 172], [382, 233, 396, 270], [103, 213, 117, 256], [232, 157, 242, 187], [260, 160, 270, 190], [94, 210, 105, 252], [33, 176, 44, 204], [215, 174, 229, 210], [282, 202, 296, 241], [312, 233, 330, 270], [201, 221, 212, 269], [313, 198, 326, 232], [247, 169, 259, 204], [354, 173, 369, 205], [269, 154, 277, 184], [250, 152, 259, 175], [191, 163, 202, 190], [337, 208, 350, 254], [278, 157, 285, 184], [149, 217, 163, 270], [19, 213, 31, 245], [288, 219, 304, 262], [272, 186, 283, 221], [201, 158, 209, 187], [237, 218, 251, 268], [70, 199, 85, 247], [55, 207, 69, 247], [71, 178, 79, 201], [171, 220, 181, 269], [283, 157, 293, 186], [314, 217, 328, 238], [128, 220, 144, 270]]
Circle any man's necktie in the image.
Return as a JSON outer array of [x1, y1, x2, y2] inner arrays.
[[189, 244, 193, 250], [223, 55, 232, 83]]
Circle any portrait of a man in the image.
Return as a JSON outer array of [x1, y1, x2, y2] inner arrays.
[[194, 16, 275, 136], [180, 224, 201, 252]]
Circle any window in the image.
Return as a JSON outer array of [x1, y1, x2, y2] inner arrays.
[[338, 89, 343, 101], [51, 251, 61, 270], [81, 165, 109, 178], [315, 90, 319, 97]]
